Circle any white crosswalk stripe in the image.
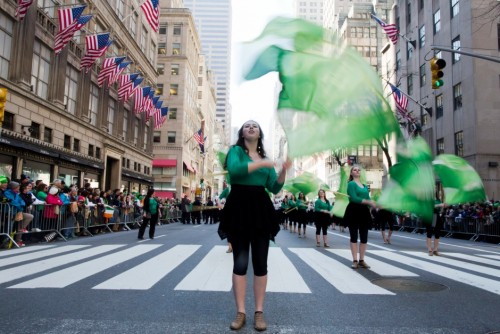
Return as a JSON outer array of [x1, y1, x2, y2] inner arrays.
[[1, 245, 499, 296], [8, 245, 160, 289], [0, 245, 55, 258]]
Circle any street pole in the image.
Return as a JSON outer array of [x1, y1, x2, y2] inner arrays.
[[431, 46, 500, 64]]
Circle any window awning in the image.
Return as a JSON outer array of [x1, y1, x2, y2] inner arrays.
[[153, 159, 177, 167], [183, 161, 195, 173], [155, 191, 175, 199]]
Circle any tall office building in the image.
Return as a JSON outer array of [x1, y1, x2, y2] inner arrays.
[[294, 0, 324, 25], [183, 0, 232, 138]]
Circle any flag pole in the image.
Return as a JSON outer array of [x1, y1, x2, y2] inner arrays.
[[382, 78, 432, 116], [121, 0, 148, 24], [399, 33, 417, 49]]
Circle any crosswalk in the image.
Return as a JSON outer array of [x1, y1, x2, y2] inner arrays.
[[1, 244, 499, 296]]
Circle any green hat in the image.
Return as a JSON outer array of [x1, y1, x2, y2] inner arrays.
[[0, 176, 7, 184]]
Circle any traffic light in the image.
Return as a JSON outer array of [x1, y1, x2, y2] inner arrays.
[[430, 57, 446, 89], [0, 87, 7, 127]]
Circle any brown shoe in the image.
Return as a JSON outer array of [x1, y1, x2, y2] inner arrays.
[[230, 312, 246, 330], [254, 311, 267, 331], [358, 260, 371, 269]]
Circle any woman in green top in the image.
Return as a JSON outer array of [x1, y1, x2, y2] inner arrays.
[[314, 189, 332, 247], [296, 192, 308, 238], [219, 120, 291, 331], [137, 188, 158, 240], [280, 196, 290, 230], [344, 166, 377, 269], [288, 194, 298, 233]]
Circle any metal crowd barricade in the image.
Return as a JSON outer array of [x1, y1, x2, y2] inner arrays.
[[26, 204, 67, 241], [0, 203, 17, 249]]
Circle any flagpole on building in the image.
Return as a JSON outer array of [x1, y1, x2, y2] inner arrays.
[[382, 79, 433, 116], [121, 0, 148, 24], [399, 33, 417, 49]]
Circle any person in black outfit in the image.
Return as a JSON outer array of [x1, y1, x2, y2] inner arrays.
[[205, 197, 214, 224], [138, 188, 159, 240], [375, 208, 394, 244], [191, 197, 202, 224], [180, 195, 191, 224]]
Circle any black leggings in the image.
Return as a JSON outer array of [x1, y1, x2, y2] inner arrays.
[[426, 215, 444, 239], [231, 232, 270, 277], [349, 221, 369, 243], [315, 212, 330, 235]]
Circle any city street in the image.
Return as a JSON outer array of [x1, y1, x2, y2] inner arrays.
[[0, 222, 499, 334]]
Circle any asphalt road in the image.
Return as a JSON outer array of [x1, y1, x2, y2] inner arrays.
[[0, 221, 499, 334]]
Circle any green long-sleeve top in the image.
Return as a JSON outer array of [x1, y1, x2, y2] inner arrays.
[[219, 187, 230, 200], [296, 199, 308, 210], [145, 198, 158, 214], [281, 201, 290, 210], [288, 199, 296, 208], [314, 198, 332, 212], [225, 145, 283, 194], [347, 181, 370, 204]]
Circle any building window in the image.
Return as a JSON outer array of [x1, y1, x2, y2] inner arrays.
[[396, 50, 401, 71], [197, 91, 202, 99], [452, 36, 461, 63], [159, 24, 167, 35], [173, 24, 181, 35], [108, 98, 116, 134], [149, 42, 155, 62], [419, 25, 425, 48], [134, 162, 137, 171], [143, 126, 148, 150], [168, 108, 177, 119], [436, 94, 443, 119], [167, 131, 176, 143], [419, 64, 426, 87], [407, 41, 413, 60], [172, 43, 181, 55], [0, 12, 13, 79], [153, 131, 161, 143], [407, 2, 411, 24], [122, 109, 128, 140], [451, 0, 459, 18], [419, 0, 424, 10], [30, 122, 40, 139], [126, 159, 130, 168], [498, 24, 500, 51], [129, 10, 138, 39], [454, 131, 464, 156], [437, 138, 444, 154], [64, 65, 78, 115], [453, 83, 462, 110], [95, 147, 101, 159], [31, 40, 51, 99], [134, 119, 139, 146], [88, 144, 94, 157], [140, 26, 147, 51], [73, 138, 80, 152], [89, 84, 99, 126], [170, 84, 178, 95], [157, 63, 164, 74], [43, 127, 52, 143], [171, 64, 179, 75], [158, 42, 166, 54], [433, 9, 441, 34], [156, 84, 164, 95], [122, 157, 126, 167], [2, 111, 13, 131], [115, 0, 125, 20], [407, 75, 413, 96], [64, 135, 71, 149]]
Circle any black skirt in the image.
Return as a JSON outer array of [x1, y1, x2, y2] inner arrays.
[[344, 202, 372, 228], [218, 184, 279, 242]]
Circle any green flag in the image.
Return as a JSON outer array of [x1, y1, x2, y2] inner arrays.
[[331, 165, 351, 218], [433, 154, 487, 204], [285, 171, 326, 197]]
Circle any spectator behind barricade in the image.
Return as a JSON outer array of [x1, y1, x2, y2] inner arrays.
[[0, 176, 9, 202], [5, 181, 33, 247], [43, 186, 62, 242]]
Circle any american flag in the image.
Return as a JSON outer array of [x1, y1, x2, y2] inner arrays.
[[118, 73, 140, 101], [193, 122, 205, 153], [140, 0, 160, 33], [146, 95, 160, 122], [371, 14, 398, 45], [389, 83, 409, 115], [154, 107, 169, 129], [134, 86, 151, 114], [109, 61, 131, 87], [127, 77, 144, 101], [15, 0, 34, 21], [80, 33, 111, 72], [54, 7, 92, 54], [151, 100, 163, 125], [97, 56, 126, 87]]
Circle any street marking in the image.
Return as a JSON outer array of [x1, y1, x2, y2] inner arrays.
[[403, 251, 500, 278], [290, 248, 395, 295], [175, 246, 233, 291], [0, 245, 123, 285], [0, 245, 55, 257], [370, 250, 500, 295], [267, 248, 311, 293], [8, 245, 160, 288], [93, 245, 200, 290], [477, 254, 500, 261], [445, 253, 500, 268], [0, 245, 88, 268], [328, 231, 393, 251], [392, 234, 500, 255], [330, 249, 418, 277]]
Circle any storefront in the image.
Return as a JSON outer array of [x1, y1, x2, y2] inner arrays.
[[0, 154, 15, 179], [122, 171, 153, 196]]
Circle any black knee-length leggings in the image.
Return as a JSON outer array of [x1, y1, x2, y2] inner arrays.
[[231, 232, 269, 277]]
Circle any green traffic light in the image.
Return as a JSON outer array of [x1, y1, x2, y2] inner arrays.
[[436, 79, 443, 87]]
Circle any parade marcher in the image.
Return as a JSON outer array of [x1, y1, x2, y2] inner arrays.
[[280, 195, 290, 230], [344, 166, 376, 269], [218, 120, 291, 331], [314, 189, 332, 247], [191, 197, 202, 224], [205, 196, 214, 224], [296, 192, 308, 238], [427, 189, 446, 256], [180, 194, 191, 224], [138, 188, 159, 240], [375, 208, 394, 244], [288, 194, 298, 233]]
